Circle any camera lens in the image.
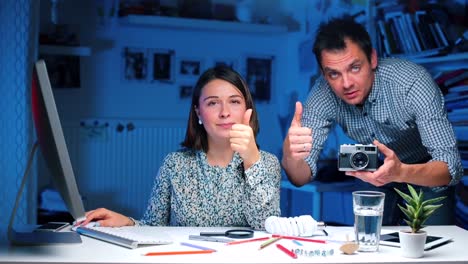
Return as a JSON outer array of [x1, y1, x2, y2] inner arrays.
[[350, 152, 369, 170]]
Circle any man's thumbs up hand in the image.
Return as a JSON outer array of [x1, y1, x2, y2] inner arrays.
[[291, 102, 303, 127]]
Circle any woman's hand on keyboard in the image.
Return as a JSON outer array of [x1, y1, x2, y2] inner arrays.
[[80, 208, 135, 227]]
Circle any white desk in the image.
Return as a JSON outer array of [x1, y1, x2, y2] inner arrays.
[[0, 226, 467, 264]]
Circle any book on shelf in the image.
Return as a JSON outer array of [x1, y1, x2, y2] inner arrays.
[[446, 100, 468, 111], [383, 12, 407, 53], [436, 69, 467, 87], [392, 14, 414, 53], [403, 13, 422, 52], [446, 96, 468, 106], [387, 19, 403, 54], [405, 13, 424, 52], [414, 11, 439, 50], [445, 72, 468, 87], [445, 85, 468, 100], [377, 20, 392, 55], [448, 85, 468, 93], [390, 46, 449, 59]]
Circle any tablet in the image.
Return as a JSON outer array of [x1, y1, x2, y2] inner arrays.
[[379, 231, 452, 250]]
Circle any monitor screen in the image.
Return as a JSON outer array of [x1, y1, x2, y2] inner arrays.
[[32, 59, 86, 223]]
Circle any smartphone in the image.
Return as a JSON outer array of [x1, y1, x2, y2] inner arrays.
[[34, 222, 70, 232]]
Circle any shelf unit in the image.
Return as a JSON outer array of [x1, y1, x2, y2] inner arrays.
[[39, 45, 92, 56], [119, 15, 289, 34], [410, 52, 468, 72]]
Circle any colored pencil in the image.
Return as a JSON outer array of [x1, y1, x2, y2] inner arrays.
[[180, 242, 217, 251], [225, 236, 270, 246], [259, 236, 282, 250], [292, 239, 303, 246], [144, 250, 215, 256], [276, 243, 297, 259], [272, 234, 326, 244]]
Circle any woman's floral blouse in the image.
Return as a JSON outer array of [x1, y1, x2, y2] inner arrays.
[[139, 149, 281, 230]]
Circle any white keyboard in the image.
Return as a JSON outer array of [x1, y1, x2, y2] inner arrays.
[[76, 226, 172, 249]]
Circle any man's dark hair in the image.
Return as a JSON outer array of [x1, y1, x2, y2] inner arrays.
[[313, 16, 373, 69]]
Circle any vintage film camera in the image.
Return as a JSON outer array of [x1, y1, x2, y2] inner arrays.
[[338, 144, 378, 171]]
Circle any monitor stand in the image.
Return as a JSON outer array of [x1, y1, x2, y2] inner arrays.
[[7, 142, 82, 245]]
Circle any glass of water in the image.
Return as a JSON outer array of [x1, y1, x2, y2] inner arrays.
[[352, 191, 385, 252]]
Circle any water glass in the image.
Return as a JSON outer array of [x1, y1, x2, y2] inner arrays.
[[352, 191, 385, 252]]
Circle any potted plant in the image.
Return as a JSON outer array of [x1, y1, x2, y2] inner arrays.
[[394, 184, 446, 258]]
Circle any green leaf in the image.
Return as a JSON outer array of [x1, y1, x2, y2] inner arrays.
[[421, 196, 446, 206], [422, 205, 443, 219], [414, 205, 422, 219], [403, 219, 412, 227], [408, 184, 419, 200], [398, 204, 412, 220], [394, 188, 413, 203]]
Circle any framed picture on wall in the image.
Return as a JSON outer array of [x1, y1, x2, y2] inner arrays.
[[122, 47, 148, 82], [179, 58, 203, 76], [245, 55, 274, 101], [179, 84, 193, 99], [149, 49, 175, 83]]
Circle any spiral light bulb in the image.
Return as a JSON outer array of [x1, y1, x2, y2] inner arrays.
[[264, 215, 326, 236]]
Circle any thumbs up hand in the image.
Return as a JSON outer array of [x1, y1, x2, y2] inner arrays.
[[291, 101, 303, 128], [230, 109, 260, 169], [283, 102, 312, 160]]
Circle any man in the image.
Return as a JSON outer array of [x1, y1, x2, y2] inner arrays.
[[282, 16, 463, 225]]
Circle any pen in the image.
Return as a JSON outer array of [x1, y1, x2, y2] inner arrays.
[[259, 236, 282, 250], [272, 234, 326, 244], [144, 250, 215, 256], [276, 244, 297, 259], [226, 236, 270, 246], [180, 242, 217, 251]]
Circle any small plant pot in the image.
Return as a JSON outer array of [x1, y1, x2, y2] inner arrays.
[[398, 230, 427, 258]]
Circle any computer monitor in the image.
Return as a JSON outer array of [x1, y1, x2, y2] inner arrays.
[[8, 59, 86, 244]]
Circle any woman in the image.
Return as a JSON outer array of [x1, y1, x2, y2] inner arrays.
[[81, 66, 280, 230]]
